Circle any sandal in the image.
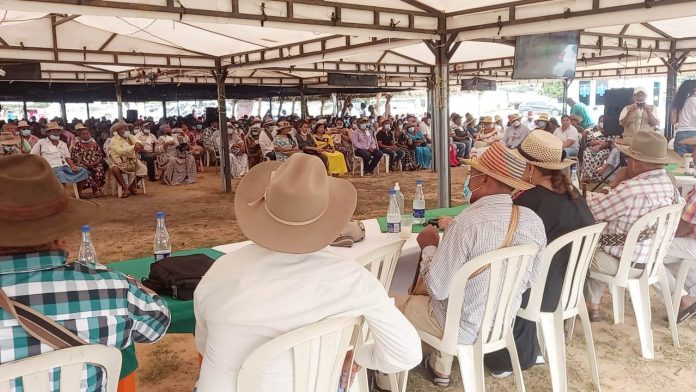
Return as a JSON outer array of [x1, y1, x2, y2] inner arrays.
[[677, 301, 696, 323], [423, 354, 450, 387]]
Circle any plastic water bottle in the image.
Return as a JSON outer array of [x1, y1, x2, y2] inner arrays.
[[77, 225, 97, 266], [393, 182, 405, 215], [153, 211, 171, 261], [387, 190, 402, 233], [570, 167, 580, 189], [412, 179, 426, 225]]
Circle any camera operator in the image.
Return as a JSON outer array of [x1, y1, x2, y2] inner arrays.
[[619, 87, 659, 138]]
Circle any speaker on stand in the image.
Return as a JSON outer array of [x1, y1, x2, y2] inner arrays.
[[126, 110, 138, 123]]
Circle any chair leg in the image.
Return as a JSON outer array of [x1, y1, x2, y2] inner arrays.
[[505, 333, 527, 392], [388, 371, 408, 392], [385, 155, 390, 174], [578, 299, 601, 391], [73, 183, 80, 199], [627, 280, 654, 359], [610, 284, 626, 325], [565, 316, 577, 341], [141, 178, 147, 195], [658, 268, 680, 348], [673, 260, 696, 317], [457, 345, 485, 392], [539, 312, 566, 392]]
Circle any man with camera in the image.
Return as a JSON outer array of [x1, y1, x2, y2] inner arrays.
[[619, 87, 660, 138]]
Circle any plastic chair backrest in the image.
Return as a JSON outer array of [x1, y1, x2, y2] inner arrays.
[[237, 317, 362, 392], [356, 240, 406, 292], [520, 223, 606, 321], [0, 345, 122, 392], [439, 244, 539, 351], [616, 203, 685, 284]]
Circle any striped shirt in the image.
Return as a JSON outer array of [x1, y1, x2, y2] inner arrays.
[[421, 194, 546, 344], [588, 169, 682, 263], [0, 251, 171, 392]]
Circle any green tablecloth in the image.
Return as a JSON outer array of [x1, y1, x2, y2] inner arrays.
[[377, 205, 467, 233], [667, 163, 685, 175], [109, 248, 224, 379]]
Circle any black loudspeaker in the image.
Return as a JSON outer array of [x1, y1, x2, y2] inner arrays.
[[461, 77, 497, 91], [327, 73, 378, 87], [205, 107, 218, 123], [0, 63, 42, 80], [603, 88, 634, 136], [126, 109, 138, 123]]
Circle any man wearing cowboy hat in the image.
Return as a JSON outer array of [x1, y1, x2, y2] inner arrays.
[[108, 121, 148, 196], [135, 122, 158, 181], [534, 113, 551, 132], [193, 154, 422, 391], [397, 142, 546, 387], [522, 111, 536, 131], [376, 117, 405, 171], [259, 118, 276, 161], [30, 122, 90, 188], [17, 120, 38, 154], [619, 86, 659, 138], [0, 131, 22, 156], [351, 117, 384, 175], [584, 131, 683, 321], [503, 113, 530, 149], [449, 113, 472, 159], [0, 155, 171, 391]]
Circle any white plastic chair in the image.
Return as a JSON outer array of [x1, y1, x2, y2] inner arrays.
[[517, 223, 606, 392], [589, 203, 685, 359], [0, 345, 122, 392], [352, 154, 383, 177], [356, 240, 407, 392], [672, 258, 696, 319], [237, 317, 363, 392], [108, 171, 146, 198], [416, 244, 539, 392]]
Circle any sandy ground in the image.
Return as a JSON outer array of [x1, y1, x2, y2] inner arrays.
[[67, 168, 696, 391]]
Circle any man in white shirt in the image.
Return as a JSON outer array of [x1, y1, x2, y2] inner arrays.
[[619, 87, 660, 138], [553, 115, 579, 157], [30, 121, 89, 187], [258, 120, 276, 160], [134, 122, 158, 181], [522, 111, 536, 130], [194, 154, 421, 392]]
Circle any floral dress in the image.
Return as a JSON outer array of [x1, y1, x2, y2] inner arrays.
[[329, 127, 354, 171], [273, 134, 298, 161], [395, 131, 416, 170], [70, 139, 106, 192], [582, 128, 618, 182]]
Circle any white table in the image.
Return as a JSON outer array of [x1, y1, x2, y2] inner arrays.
[[212, 218, 423, 294], [674, 175, 696, 197]]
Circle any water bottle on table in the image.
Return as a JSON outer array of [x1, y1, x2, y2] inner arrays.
[[393, 182, 405, 215], [413, 179, 425, 225], [386, 190, 402, 234], [154, 211, 171, 261], [77, 225, 97, 267]]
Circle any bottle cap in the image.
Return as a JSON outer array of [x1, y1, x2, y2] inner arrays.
[[389, 189, 396, 195], [416, 179, 423, 184], [81, 225, 90, 233], [156, 211, 165, 218]]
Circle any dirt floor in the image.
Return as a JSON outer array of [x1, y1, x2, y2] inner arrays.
[[68, 168, 696, 392]]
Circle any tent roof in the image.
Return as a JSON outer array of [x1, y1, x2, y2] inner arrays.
[[1, 1, 696, 92]]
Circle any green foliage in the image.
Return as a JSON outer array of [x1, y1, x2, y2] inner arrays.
[[541, 81, 564, 101]]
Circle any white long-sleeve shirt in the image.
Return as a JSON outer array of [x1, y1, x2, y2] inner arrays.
[[194, 244, 422, 392], [259, 130, 275, 157]]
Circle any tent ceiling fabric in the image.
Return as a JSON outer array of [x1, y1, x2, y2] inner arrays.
[[1, 1, 696, 90]]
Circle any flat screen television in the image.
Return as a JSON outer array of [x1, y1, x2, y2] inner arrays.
[[512, 31, 580, 80]]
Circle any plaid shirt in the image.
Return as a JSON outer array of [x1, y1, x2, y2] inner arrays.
[[588, 169, 682, 263], [0, 251, 171, 392], [682, 188, 696, 238]]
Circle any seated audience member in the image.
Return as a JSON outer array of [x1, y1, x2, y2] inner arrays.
[[295, 120, 329, 169], [259, 119, 276, 161], [194, 153, 421, 392], [548, 117, 560, 134], [554, 115, 580, 157], [582, 115, 618, 182], [419, 115, 432, 143], [160, 128, 197, 186], [328, 118, 354, 171], [313, 122, 348, 176], [17, 120, 38, 153], [671, 79, 696, 156], [522, 111, 536, 131], [182, 123, 205, 171], [351, 117, 384, 175], [108, 121, 148, 197], [1, 132, 22, 156], [70, 126, 106, 197], [273, 121, 300, 161], [485, 130, 594, 376], [202, 120, 219, 164], [376, 118, 405, 172], [245, 120, 265, 168], [404, 119, 431, 169], [470, 116, 501, 158], [450, 113, 472, 159], [135, 122, 158, 181], [495, 115, 507, 134], [155, 124, 178, 174], [30, 122, 89, 189], [503, 113, 531, 149], [534, 114, 551, 132], [584, 131, 683, 321], [221, 125, 248, 179], [0, 155, 171, 391], [398, 142, 546, 386], [393, 124, 417, 171], [570, 115, 586, 134], [657, 188, 696, 322]]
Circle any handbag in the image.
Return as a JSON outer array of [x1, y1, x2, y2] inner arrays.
[[409, 205, 520, 295], [141, 254, 215, 300]]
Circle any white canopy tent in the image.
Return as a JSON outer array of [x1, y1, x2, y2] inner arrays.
[[2, 0, 696, 201]]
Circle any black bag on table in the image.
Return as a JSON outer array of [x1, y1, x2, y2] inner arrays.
[[142, 254, 215, 300]]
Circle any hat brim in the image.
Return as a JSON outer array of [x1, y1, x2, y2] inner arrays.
[[234, 160, 357, 254], [508, 148, 574, 170], [461, 159, 534, 191], [0, 199, 99, 247], [616, 144, 681, 165]]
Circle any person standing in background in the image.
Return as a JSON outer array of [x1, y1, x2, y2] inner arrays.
[[619, 87, 659, 138], [671, 80, 696, 156], [566, 98, 595, 129]]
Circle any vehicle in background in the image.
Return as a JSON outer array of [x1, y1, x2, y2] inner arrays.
[[517, 99, 563, 116]]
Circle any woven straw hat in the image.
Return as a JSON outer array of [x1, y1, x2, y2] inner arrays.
[[536, 113, 550, 122], [45, 122, 63, 131], [74, 123, 87, 131], [616, 131, 680, 165], [463, 142, 533, 190], [509, 113, 521, 122], [481, 116, 494, 124], [17, 121, 30, 129], [511, 130, 574, 170], [0, 132, 20, 146]]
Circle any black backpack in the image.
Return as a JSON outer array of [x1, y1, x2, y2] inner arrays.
[[142, 254, 215, 300]]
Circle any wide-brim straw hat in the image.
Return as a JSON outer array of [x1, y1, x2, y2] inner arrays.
[[0, 132, 20, 146], [0, 155, 99, 247], [616, 131, 681, 165], [481, 116, 494, 124], [509, 113, 522, 122], [234, 153, 357, 254], [276, 121, 292, 132], [463, 142, 534, 190], [74, 123, 87, 131], [511, 130, 574, 170], [45, 121, 63, 131], [536, 113, 550, 122], [17, 121, 30, 129], [110, 121, 129, 134]]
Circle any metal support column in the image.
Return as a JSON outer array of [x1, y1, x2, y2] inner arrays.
[[433, 34, 451, 207], [665, 41, 679, 140], [59, 100, 67, 123], [332, 93, 338, 116], [161, 99, 167, 118], [214, 59, 232, 193], [85, 103, 90, 119], [291, 99, 297, 116], [562, 79, 571, 115], [115, 81, 123, 121], [22, 100, 28, 120]]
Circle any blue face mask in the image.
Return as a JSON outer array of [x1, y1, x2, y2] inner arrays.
[[463, 174, 483, 203]]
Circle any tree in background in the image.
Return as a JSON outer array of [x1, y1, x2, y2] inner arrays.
[[541, 81, 564, 102]]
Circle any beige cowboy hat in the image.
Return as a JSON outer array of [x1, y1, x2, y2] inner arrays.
[[45, 121, 63, 132], [511, 130, 574, 170], [74, 123, 87, 131], [509, 113, 522, 122], [234, 153, 357, 254], [536, 113, 550, 122], [109, 121, 129, 134], [0, 132, 20, 146], [463, 142, 534, 191], [616, 131, 681, 165], [0, 155, 99, 247], [17, 120, 30, 129], [480, 116, 494, 124]]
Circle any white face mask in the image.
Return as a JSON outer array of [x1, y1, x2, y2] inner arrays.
[[48, 135, 60, 141], [513, 120, 521, 127], [384, 124, 392, 131], [122, 131, 131, 138], [20, 129, 31, 137]]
